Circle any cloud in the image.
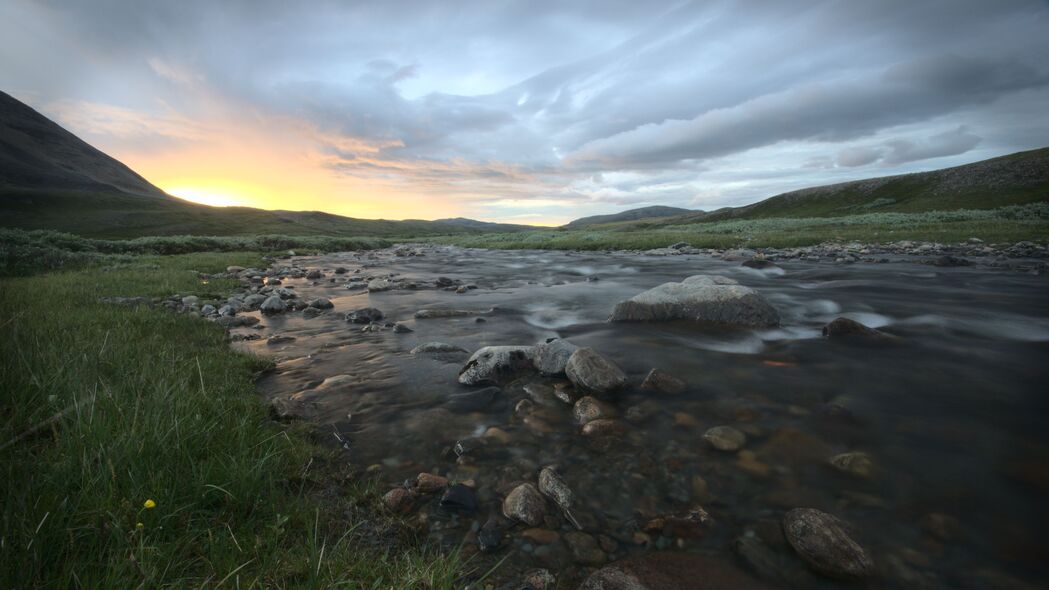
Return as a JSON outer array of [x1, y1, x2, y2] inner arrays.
[[836, 126, 982, 167]]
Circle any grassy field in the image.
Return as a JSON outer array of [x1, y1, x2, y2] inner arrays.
[[431, 203, 1049, 251], [0, 252, 467, 588]]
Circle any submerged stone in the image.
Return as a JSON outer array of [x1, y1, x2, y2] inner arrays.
[[610, 275, 779, 328]]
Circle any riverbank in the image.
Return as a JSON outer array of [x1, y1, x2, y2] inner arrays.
[[0, 252, 464, 588]]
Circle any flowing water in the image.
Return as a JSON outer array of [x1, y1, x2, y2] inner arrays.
[[233, 245, 1049, 588]]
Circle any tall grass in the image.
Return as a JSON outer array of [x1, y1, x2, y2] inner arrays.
[[0, 253, 463, 588]]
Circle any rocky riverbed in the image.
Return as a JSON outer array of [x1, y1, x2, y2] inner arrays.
[[134, 242, 1049, 589]]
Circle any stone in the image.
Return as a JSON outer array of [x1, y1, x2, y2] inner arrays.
[[581, 553, 773, 590], [582, 419, 629, 437], [458, 346, 535, 385], [828, 452, 874, 478], [639, 369, 686, 394], [446, 386, 501, 413], [533, 338, 580, 375], [502, 483, 546, 526], [644, 505, 712, 539], [521, 568, 556, 590], [742, 259, 779, 270], [439, 484, 478, 514], [259, 295, 287, 314], [383, 488, 413, 513], [306, 297, 333, 309], [414, 308, 487, 319], [782, 508, 875, 579], [303, 307, 324, 319], [410, 342, 469, 355], [521, 528, 560, 545], [346, 307, 384, 324], [610, 275, 779, 328], [266, 334, 295, 345], [822, 317, 895, 342], [413, 472, 448, 493], [478, 515, 505, 553], [367, 278, 392, 291], [226, 265, 245, 274], [215, 315, 259, 328], [200, 304, 216, 315], [573, 396, 615, 425], [564, 531, 606, 565], [305, 269, 323, 279], [704, 426, 747, 452], [392, 322, 413, 333], [566, 348, 626, 394]]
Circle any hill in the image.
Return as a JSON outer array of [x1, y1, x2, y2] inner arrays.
[[566, 205, 694, 227], [0, 92, 534, 238]]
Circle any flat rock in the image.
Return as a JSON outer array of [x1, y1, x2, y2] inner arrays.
[[458, 346, 535, 385], [704, 426, 747, 452], [566, 347, 626, 394], [410, 342, 469, 355], [414, 308, 488, 319], [533, 338, 580, 375], [610, 275, 779, 328], [580, 553, 773, 590], [346, 307, 384, 324], [367, 278, 393, 291], [782, 508, 875, 579]]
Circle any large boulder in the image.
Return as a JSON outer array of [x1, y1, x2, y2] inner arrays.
[[458, 346, 536, 385], [565, 348, 626, 394], [610, 275, 779, 328], [533, 338, 579, 375], [580, 553, 773, 590], [782, 508, 875, 579], [259, 295, 287, 314]]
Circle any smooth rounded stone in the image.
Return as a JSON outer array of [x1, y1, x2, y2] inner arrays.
[[200, 304, 216, 315], [643, 505, 712, 539], [413, 472, 449, 493], [610, 274, 780, 328], [383, 488, 413, 513], [502, 483, 547, 526], [582, 418, 629, 437], [215, 315, 259, 328], [410, 342, 469, 355], [439, 484, 478, 514], [346, 307, 384, 324], [639, 368, 686, 394], [565, 348, 626, 394], [259, 295, 287, 314], [302, 307, 324, 319], [446, 386, 501, 413], [478, 514, 505, 553], [265, 277, 282, 286], [538, 466, 582, 530], [305, 269, 323, 279], [828, 452, 874, 478], [782, 508, 875, 579], [458, 346, 536, 385], [573, 396, 615, 425], [306, 297, 333, 309], [822, 317, 896, 342], [521, 528, 560, 545], [580, 553, 773, 590], [243, 293, 267, 308], [367, 278, 392, 291], [226, 265, 245, 274], [392, 322, 413, 333], [704, 425, 747, 452], [521, 568, 556, 590], [564, 531, 606, 565], [217, 304, 235, 317], [533, 338, 580, 375]]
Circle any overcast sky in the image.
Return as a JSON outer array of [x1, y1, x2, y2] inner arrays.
[[2, 0, 1048, 224]]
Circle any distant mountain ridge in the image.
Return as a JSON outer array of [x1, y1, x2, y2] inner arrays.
[[0, 91, 535, 238], [566, 205, 694, 227]]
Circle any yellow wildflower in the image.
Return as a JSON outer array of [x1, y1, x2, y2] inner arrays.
[[136, 522, 144, 530], [143, 499, 156, 509]]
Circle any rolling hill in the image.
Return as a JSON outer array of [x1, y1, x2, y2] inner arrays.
[[0, 91, 535, 238], [565, 205, 694, 227]]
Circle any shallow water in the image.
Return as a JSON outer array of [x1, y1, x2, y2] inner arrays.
[[234, 245, 1049, 588]]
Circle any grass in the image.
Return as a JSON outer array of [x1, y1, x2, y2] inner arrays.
[[430, 203, 1049, 251], [0, 252, 467, 588]]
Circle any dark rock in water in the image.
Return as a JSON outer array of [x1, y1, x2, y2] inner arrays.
[[413, 472, 448, 493], [611, 274, 779, 328], [302, 307, 324, 319], [523, 383, 561, 407], [502, 483, 546, 526], [782, 508, 875, 579], [582, 418, 629, 437], [306, 297, 333, 309], [742, 259, 778, 270], [383, 487, 414, 513], [266, 334, 296, 345], [410, 342, 469, 355], [260, 295, 287, 314], [478, 514, 505, 553], [215, 315, 259, 328], [643, 505, 712, 539], [346, 307, 384, 324], [932, 255, 971, 267], [439, 484, 478, 514], [458, 346, 535, 385], [704, 425, 747, 452], [334, 267, 347, 274], [573, 396, 615, 425], [446, 386, 501, 413], [580, 553, 773, 590], [566, 347, 626, 394], [639, 368, 686, 394], [305, 269, 323, 279], [533, 338, 579, 375], [563, 531, 606, 565], [734, 535, 812, 586], [392, 322, 413, 333], [828, 452, 874, 478], [520, 568, 555, 590], [434, 276, 458, 287], [822, 317, 895, 342], [414, 308, 487, 319]]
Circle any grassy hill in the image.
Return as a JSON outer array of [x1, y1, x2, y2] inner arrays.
[[565, 205, 694, 227]]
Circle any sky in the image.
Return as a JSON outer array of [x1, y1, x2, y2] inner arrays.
[[2, 0, 1048, 225]]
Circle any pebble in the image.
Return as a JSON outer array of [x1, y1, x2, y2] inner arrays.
[[828, 452, 874, 478], [581, 418, 628, 437], [573, 396, 615, 425], [563, 531, 606, 565], [414, 472, 448, 493], [704, 425, 747, 451], [640, 368, 686, 394]]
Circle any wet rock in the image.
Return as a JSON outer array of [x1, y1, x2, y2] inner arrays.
[[410, 342, 469, 355], [581, 553, 773, 590], [782, 508, 875, 579], [644, 505, 712, 539], [383, 487, 413, 513], [610, 274, 780, 328], [521, 568, 556, 590], [573, 396, 615, 425], [259, 295, 287, 314], [564, 531, 606, 565], [346, 307, 384, 324], [639, 368, 686, 394], [302, 307, 324, 319], [742, 259, 779, 270], [265, 277, 282, 286], [446, 386, 501, 413], [932, 255, 971, 267], [367, 278, 392, 291], [538, 466, 582, 530], [478, 514, 505, 553], [565, 347, 626, 394], [828, 452, 874, 478], [821, 317, 895, 342], [266, 334, 296, 345], [305, 269, 323, 279], [582, 418, 629, 437], [392, 322, 413, 333], [306, 297, 333, 309], [439, 484, 478, 514], [458, 346, 536, 385], [523, 383, 560, 407], [414, 308, 488, 319], [413, 472, 448, 494], [502, 483, 546, 526], [734, 535, 811, 586], [533, 338, 580, 375], [200, 304, 216, 315], [521, 528, 560, 545], [217, 315, 260, 328], [704, 426, 747, 452]]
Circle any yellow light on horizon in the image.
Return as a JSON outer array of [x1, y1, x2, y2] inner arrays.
[[165, 182, 261, 208]]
